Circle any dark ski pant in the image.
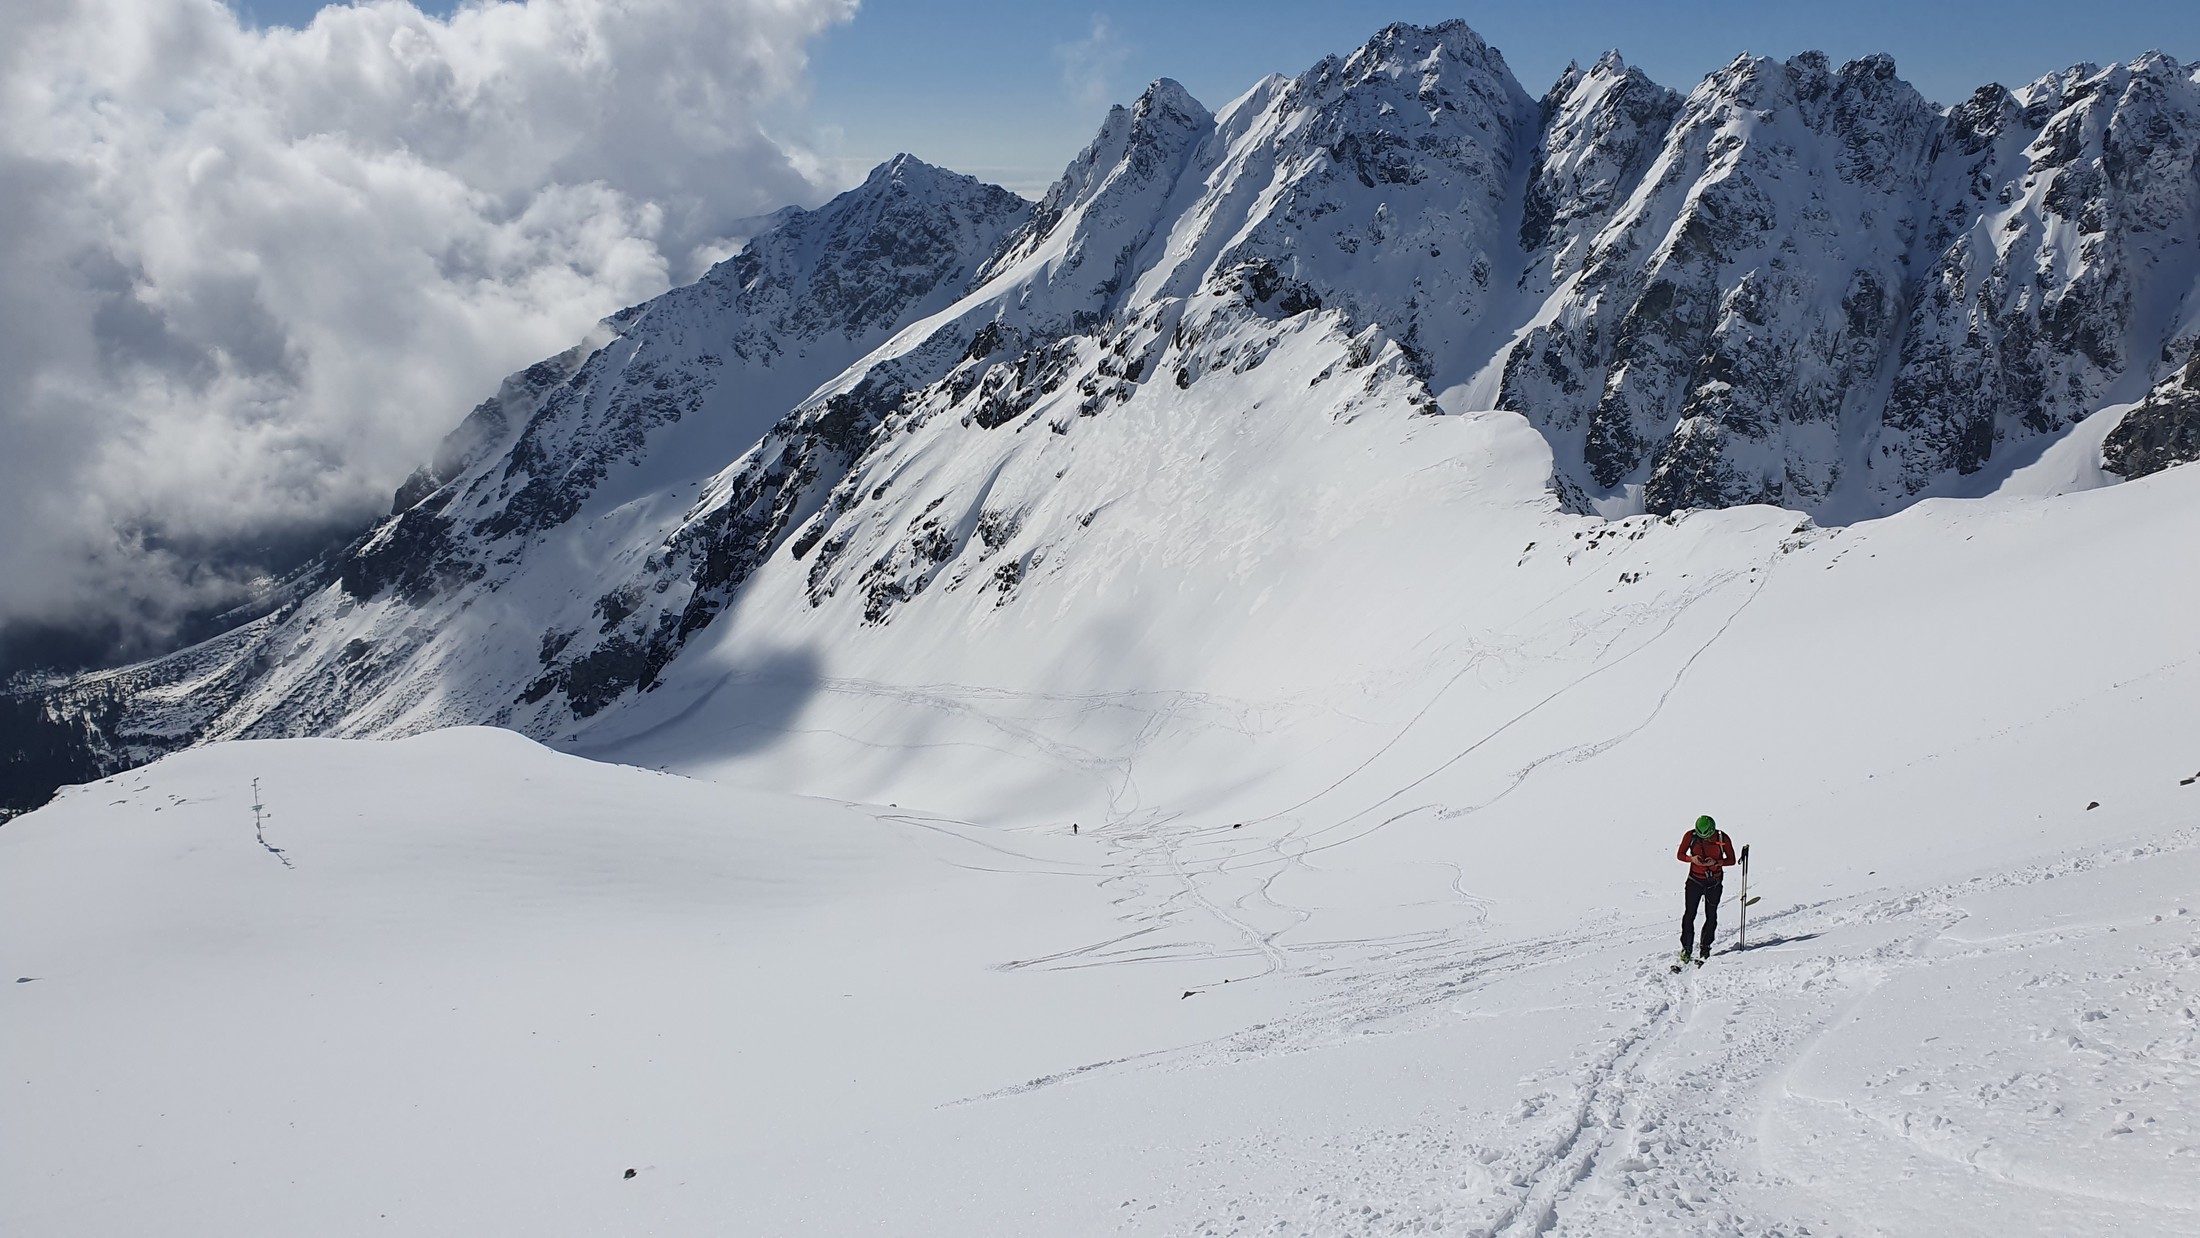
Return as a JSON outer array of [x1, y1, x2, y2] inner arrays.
[[1681, 874, 1723, 956]]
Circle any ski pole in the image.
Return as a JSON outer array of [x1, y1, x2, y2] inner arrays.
[[1737, 843, 1750, 949]]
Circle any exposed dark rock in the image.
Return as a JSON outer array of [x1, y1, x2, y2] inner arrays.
[[2103, 362, 2200, 479], [0, 615, 289, 817], [338, 507, 481, 604], [1211, 258, 1323, 317], [970, 341, 1079, 430], [0, 691, 126, 819]]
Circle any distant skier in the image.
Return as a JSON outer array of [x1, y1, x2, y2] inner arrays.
[[1676, 815, 1737, 965]]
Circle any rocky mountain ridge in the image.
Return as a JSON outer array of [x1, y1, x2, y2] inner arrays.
[[6, 20, 2198, 816]]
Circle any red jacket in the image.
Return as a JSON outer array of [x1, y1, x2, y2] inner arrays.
[[1678, 830, 1736, 880]]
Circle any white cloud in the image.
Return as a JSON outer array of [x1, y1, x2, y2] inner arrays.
[[0, 0, 855, 664], [1055, 13, 1130, 116]]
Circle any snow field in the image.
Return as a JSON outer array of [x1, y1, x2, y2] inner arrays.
[[1, 731, 1282, 1234], [16, 745, 2189, 1234], [1764, 842, 2200, 1236], [6, 453, 2198, 1234]]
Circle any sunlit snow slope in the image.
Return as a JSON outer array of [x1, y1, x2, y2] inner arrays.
[[6, 18, 2199, 1236], [6, 462, 2195, 1236]]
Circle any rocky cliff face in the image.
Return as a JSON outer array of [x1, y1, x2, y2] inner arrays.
[[1881, 55, 2200, 503], [1501, 50, 2200, 516], [1501, 51, 1941, 512], [7, 22, 2198, 814]]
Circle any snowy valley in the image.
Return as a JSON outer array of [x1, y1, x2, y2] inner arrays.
[[5, 19, 2200, 1236]]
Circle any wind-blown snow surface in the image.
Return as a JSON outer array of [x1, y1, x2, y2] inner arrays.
[[8, 460, 2197, 1234]]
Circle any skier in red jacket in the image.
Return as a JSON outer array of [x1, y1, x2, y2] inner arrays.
[[1676, 815, 1737, 964]]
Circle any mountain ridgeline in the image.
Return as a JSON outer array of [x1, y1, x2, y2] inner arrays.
[[6, 22, 2199, 815]]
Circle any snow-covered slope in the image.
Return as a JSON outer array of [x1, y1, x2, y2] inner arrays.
[[7, 462, 2197, 1235], [7, 25, 2199, 1225], [6, 22, 2197, 811], [0, 154, 1031, 805]]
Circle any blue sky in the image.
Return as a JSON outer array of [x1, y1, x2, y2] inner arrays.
[[225, 0, 2200, 194]]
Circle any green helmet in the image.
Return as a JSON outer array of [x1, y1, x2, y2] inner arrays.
[[1693, 815, 1717, 837]]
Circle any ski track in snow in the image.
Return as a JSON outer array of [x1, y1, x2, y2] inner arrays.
[[11, 586, 2197, 1236], [618, 482, 2194, 1235], [1265, 557, 1776, 866], [998, 556, 1777, 1000], [949, 822, 2200, 1236], [1367, 833, 2189, 1235]]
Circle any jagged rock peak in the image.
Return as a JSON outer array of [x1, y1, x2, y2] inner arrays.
[[1942, 82, 2021, 155], [1539, 49, 1656, 113], [1111, 78, 1215, 182], [1041, 77, 1214, 197], [1136, 77, 1209, 123], [1286, 20, 1528, 116], [707, 154, 1028, 341], [733, 153, 1027, 266], [1689, 47, 1923, 110], [1543, 49, 1634, 100], [1667, 48, 1937, 193], [1521, 51, 1679, 255], [1342, 19, 1510, 78], [976, 77, 1214, 289], [1097, 77, 1215, 177]]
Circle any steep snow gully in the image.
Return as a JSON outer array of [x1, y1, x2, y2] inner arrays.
[[5, 17, 2200, 1237]]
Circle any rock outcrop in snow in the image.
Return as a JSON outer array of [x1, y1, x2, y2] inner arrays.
[[2104, 346, 2200, 479], [6, 21, 2199, 815]]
